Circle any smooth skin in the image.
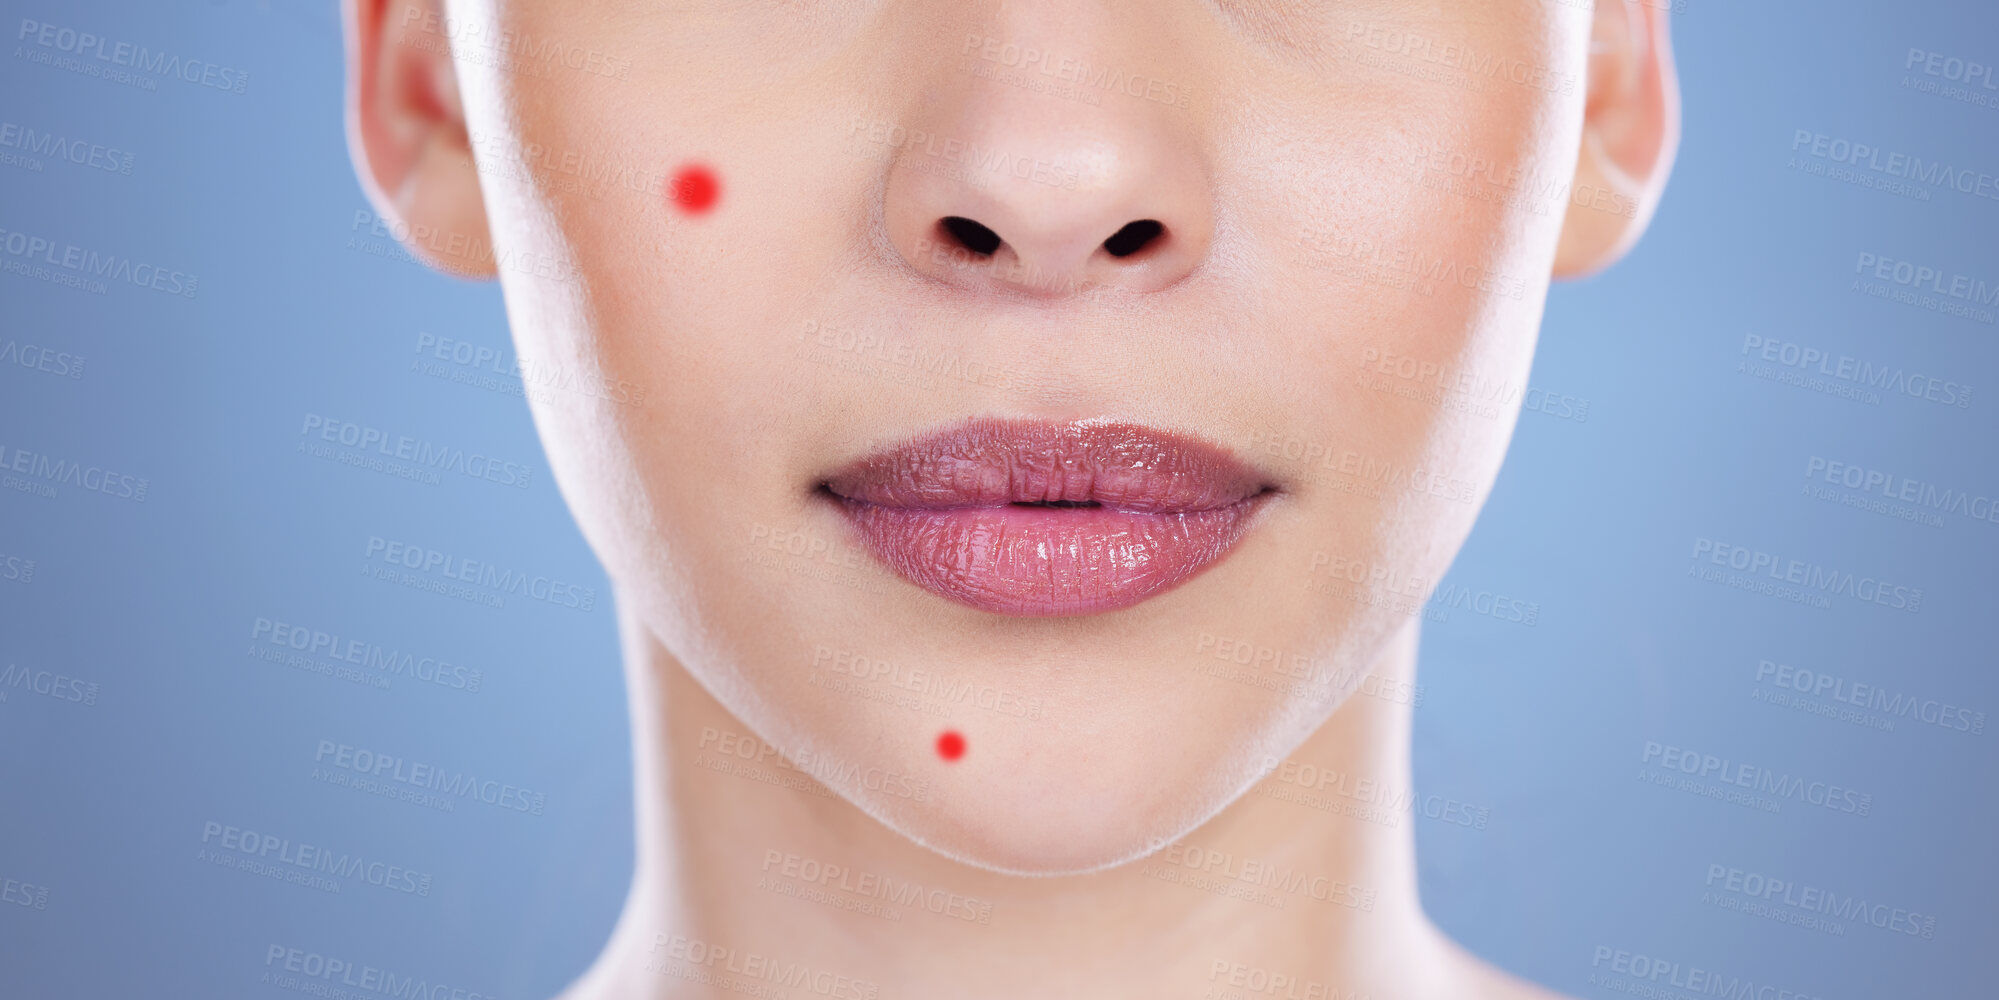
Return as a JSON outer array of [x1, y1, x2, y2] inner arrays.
[[345, 1, 1677, 996]]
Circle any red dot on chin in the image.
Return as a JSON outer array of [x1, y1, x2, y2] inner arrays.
[[668, 164, 720, 215], [936, 730, 966, 762]]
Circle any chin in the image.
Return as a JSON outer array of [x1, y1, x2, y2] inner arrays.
[[869, 761, 1240, 876], [743, 640, 1335, 876]]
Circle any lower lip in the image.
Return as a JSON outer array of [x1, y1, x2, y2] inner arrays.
[[831, 496, 1268, 617]]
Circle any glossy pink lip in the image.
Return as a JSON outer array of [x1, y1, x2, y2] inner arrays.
[[820, 418, 1277, 616]]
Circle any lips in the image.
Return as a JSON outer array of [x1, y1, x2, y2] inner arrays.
[[819, 418, 1277, 616]]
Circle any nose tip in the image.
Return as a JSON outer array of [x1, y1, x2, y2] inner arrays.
[[921, 212, 1178, 293], [939, 215, 1168, 262], [882, 79, 1212, 298]]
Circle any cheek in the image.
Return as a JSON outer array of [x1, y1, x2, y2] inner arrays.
[[1206, 58, 1578, 643]]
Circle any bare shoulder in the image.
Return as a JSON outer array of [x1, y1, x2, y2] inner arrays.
[[1475, 967, 1575, 1000], [1437, 933, 1578, 1000]]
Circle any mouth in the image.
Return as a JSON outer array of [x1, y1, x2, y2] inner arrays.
[[817, 417, 1279, 617]]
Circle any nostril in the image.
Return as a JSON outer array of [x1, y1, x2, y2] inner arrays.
[[939, 216, 1002, 256], [1102, 220, 1165, 258]]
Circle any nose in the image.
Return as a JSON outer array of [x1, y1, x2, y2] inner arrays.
[[881, 16, 1213, 298]]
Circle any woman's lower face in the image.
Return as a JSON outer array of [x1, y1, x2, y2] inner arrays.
[[452, 0, 1585, 873]]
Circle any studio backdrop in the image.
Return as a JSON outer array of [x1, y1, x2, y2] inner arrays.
[[1, 1, 1994, 998]]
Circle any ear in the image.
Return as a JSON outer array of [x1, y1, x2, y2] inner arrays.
[[343, 0, 495, 278], [1552, 0, 1681, 279]]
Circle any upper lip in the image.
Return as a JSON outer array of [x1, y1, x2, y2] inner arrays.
[[819, 417, 1278, 512]]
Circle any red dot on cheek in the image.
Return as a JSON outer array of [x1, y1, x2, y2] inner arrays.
[[668, 164, 720, 215], [935, 730, 966, 762]]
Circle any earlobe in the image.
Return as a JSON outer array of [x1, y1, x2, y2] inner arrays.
[[1552, 0, 1681, 280], [343, 0, 496, 278]]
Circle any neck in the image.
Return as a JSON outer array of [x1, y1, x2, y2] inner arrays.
[[569, 607, 1469, 1000]]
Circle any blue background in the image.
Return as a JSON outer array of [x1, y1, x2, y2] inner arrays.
[[1, 1, 1993, 997]]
